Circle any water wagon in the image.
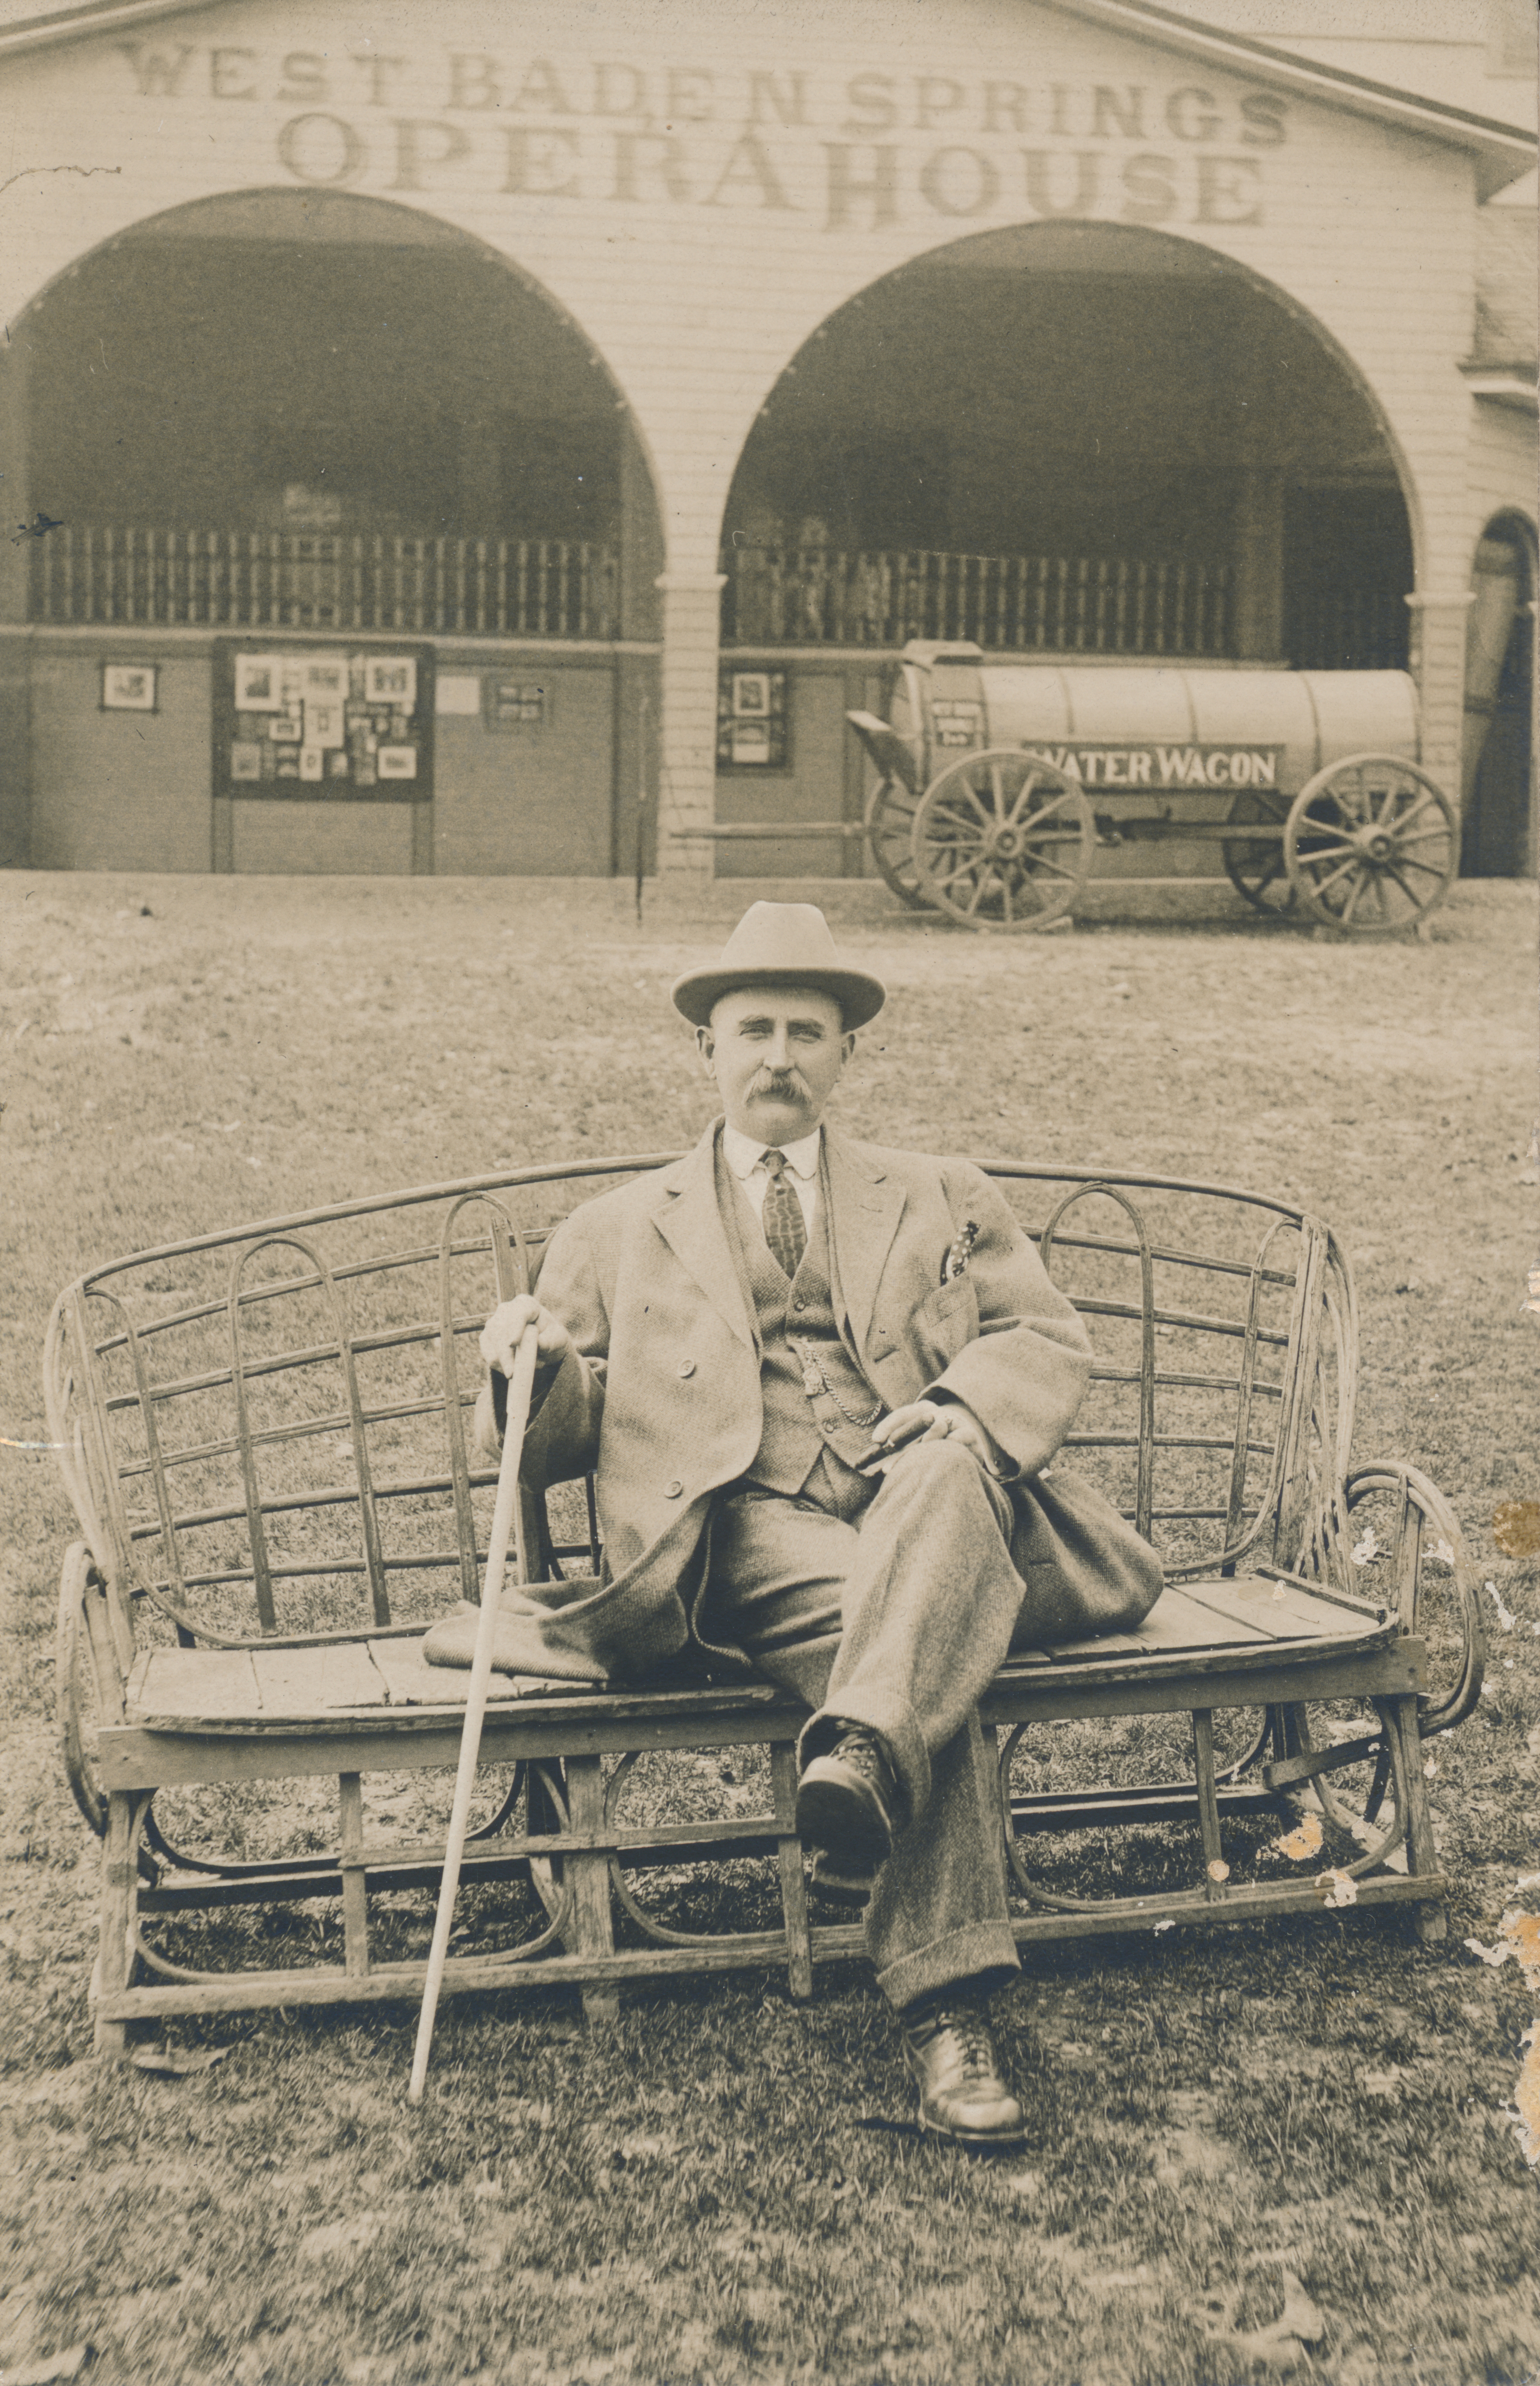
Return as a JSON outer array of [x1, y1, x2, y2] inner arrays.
[[847, 643, 1459, 935]]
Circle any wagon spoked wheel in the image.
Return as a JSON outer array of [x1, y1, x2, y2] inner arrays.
[[864, 774, 930, 911], [1283, 753, 1459, 938], [1222, 788, 1296, 914], [911, 749, 1094, 932]]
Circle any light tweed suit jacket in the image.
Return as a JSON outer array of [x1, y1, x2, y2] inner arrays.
[[475, 1120, 1162, 1678]]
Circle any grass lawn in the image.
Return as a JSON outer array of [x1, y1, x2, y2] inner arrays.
[[1, 868, 1537, 2386]]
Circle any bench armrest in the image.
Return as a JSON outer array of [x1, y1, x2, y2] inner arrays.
[[1319, 1461, 1485, 1733]]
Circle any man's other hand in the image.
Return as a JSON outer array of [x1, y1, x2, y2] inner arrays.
[[479, 1295, 571, 1385], [860, 1398, 1007, 1477]]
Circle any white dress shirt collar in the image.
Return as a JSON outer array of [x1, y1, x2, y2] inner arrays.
[[722, 1123, 822, 1180], [729, 1126, 825, 1183]]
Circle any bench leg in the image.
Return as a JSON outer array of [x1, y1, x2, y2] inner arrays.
[[93, 1791, 135, 2057], [525, 1763, 566, 1927], [564, 1754, 620, 2026], [771, 1742, 814, 2001], [339, 1773, 369, 1978], [1191, 1711, 1227, 1901], [1390, 1696, 1447, 1943]]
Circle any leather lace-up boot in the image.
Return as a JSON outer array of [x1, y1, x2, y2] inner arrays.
[[795, 1726, 900, 1877], [901, 1993, 1026, 2151]]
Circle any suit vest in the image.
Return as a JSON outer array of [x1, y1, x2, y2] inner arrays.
[[714, 1138, 885, 1493]]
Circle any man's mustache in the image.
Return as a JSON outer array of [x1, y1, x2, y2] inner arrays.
[[751, 1068, 803, 1097]]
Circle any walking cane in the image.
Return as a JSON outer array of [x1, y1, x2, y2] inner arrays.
[[408, 1322, 540, 2105]]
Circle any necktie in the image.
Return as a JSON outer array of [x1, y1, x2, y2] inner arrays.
[[761, 1148, 807, 1279]]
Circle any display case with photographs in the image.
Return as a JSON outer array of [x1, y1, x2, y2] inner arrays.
[[214, 643, 434, 802]]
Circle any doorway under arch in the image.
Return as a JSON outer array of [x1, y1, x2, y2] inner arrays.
[[720, 220, 1415, 670]]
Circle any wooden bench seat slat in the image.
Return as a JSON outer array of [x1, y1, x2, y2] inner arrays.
[[126, 1648, 259, 1722], [1181, 1575, 1376, 1640], [100, 1637, 1423, 1788], [366, 1637, 465, 1707], [126, 1637, 642, 1725], [122, 1576, 1386, 1729], [1046, 1585, 1277, 1659], [991, 1632, 1410, 1704], [365, 1637, 595, 1708], [249, 1644, 390, 1715]]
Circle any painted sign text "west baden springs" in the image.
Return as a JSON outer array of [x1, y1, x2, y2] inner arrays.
[[116, 44, 1290, 231]]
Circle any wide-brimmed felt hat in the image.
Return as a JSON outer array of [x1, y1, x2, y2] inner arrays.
[[671, 902, 886, 1030]]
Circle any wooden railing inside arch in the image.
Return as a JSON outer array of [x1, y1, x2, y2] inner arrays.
[[28, 525, 620, 642], [720, 542, 1239, 658]]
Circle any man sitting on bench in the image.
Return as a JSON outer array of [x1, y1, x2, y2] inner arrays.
[[477, 902, 1161, 2149]]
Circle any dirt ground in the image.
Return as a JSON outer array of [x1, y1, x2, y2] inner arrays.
[[1, 868, 1537, 2386]]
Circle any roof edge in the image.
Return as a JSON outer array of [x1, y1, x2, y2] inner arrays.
[[0, 0, 202, 52], [1040, 0, 1536, 198]]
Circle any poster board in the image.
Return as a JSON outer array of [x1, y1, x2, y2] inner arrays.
[[215, 642, 435, 802]]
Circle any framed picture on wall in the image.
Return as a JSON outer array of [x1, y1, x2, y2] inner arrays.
[[304, 699, 345, 749], [485, 679, 548, 731], [234, 654, 285, 712], [100, 663, 157, 713], [365, 657, 418, 708], [717, 667, 788, 768], [302, 657, 348, 698]]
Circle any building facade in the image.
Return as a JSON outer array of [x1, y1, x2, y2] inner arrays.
[[0, 0, 1533, 881]]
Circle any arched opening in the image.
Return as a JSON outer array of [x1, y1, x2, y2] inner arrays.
[[1462, 512, 1535, 878], [2, 190, 664, 877], [720, 222, 1413, 669], [15, 189, 663, 642]]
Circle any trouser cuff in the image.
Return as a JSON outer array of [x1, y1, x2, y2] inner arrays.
[[797, 1691, 929, 1827], [874, 1922, 1021, 2014]]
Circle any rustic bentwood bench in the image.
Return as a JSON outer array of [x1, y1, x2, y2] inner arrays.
[[45, 1160, 1484, 2055]]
